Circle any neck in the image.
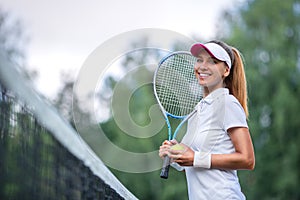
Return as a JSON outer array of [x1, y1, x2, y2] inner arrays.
[[203, 85, 226, 97]]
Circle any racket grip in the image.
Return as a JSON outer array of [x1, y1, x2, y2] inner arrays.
[[160, 156, 171, 179]]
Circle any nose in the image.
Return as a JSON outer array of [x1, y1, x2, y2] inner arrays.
[[194, 61, 207, 71]]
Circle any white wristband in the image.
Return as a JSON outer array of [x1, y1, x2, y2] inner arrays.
[[193, 151, 211, 169], [170, 162, 184, 171]]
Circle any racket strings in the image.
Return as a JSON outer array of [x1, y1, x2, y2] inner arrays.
[[155, 53, 203, 116]]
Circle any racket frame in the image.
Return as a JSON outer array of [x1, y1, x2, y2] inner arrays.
[[153, 51, 196, 140], [153, 51, 201, 179]]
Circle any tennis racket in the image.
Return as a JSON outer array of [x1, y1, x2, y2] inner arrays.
[[153, 51, 203, 179]]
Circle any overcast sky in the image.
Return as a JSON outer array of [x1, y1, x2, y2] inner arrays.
[[1, 0, 243, 98]]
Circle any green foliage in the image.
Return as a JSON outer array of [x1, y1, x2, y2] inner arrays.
[[2, 0, 300, 198], [94, 0, 300, 199], [98, 66, 188, 199], [19, 0, 297, 199], [90, 38, 193, 199], [0, 100, 54, 199], [220, 0, 300, 199]]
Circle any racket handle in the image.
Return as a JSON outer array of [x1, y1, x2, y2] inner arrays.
[[160, 156, 171, 179]]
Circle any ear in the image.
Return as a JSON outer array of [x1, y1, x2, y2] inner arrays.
[[224, 66, 230, 78]]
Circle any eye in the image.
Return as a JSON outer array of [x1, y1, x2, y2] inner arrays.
[[206, 58, 214, 64], [208, 58, 221, 65], [196, 58, 203, 63]]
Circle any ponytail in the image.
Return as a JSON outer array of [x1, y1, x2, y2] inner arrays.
[[225, 48, 249, 118], [208, 40, 248, 118]]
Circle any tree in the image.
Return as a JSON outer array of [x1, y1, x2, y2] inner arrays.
[[53, 71, 92, 127], [0, 7, 26, 67], [218, 0, 300, 199], [0, 7, 37, 199], [53, 1, 300, 199]]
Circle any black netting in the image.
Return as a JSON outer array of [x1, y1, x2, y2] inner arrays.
[[0, 89, 126, 200]]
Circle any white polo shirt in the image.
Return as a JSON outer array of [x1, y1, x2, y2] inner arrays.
[[181, 88, 248, 200]]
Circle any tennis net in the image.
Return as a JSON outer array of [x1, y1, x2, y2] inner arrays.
[[0, 52, 138, 200]]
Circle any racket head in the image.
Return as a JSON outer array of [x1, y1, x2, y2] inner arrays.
[[153, 51, 203, 118]]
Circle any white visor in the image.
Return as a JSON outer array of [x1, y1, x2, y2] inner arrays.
[[190, 42, 232, 68]]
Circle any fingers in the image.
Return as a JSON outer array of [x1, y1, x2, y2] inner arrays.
[[159, 140, 186, 160], [162, 139, 178, 145], [159, 140, 172, 158], [170, 139, 178, 145], [162, 140, 172, 145], [159, 146, 169, 158], [169, 144, 195, 166], [168, 148, 186, 161]]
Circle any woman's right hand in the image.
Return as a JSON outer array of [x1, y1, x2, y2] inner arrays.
[[159, 140, 178, 159]]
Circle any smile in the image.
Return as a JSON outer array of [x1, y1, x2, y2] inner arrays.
[[199, 73, 211, 77]]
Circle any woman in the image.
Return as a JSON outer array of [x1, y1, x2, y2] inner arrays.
[[159, 40, 255, 199]]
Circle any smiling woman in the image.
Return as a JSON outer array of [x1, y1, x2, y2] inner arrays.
[[193, 49, 230, 94], [159, 40, 255, 200]]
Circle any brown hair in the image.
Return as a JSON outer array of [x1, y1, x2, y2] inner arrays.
[[209, 40, 249, 118]]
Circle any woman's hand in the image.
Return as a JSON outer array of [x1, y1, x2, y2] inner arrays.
[[159, 141, 196, 167], [169, 143, 195, 166], [159, 140, 177, 159]]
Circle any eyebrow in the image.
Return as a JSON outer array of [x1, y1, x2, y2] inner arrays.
[[198, 55, 222, 62]]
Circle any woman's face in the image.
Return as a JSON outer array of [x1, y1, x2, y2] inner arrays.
[[194, 49, 230, 94]]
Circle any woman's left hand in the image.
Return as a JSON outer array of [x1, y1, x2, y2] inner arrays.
[[169, 143, 195, 166]]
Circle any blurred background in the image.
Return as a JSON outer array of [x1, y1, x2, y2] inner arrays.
[[1, 0, 300, 199]]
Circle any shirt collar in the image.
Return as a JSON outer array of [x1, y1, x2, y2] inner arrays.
[[201, 88, 229, 105]]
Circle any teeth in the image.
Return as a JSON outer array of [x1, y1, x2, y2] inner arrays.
[[200, 73, 209, 77]]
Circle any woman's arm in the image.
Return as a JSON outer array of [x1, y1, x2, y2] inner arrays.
[[211, 127, 255, 170], [169, 127, 255, 170]]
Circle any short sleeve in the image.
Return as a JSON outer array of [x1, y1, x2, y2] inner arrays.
[[224, 96, 248, 131]]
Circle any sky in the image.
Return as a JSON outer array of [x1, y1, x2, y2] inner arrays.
[[1, 0, 243, 99]]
